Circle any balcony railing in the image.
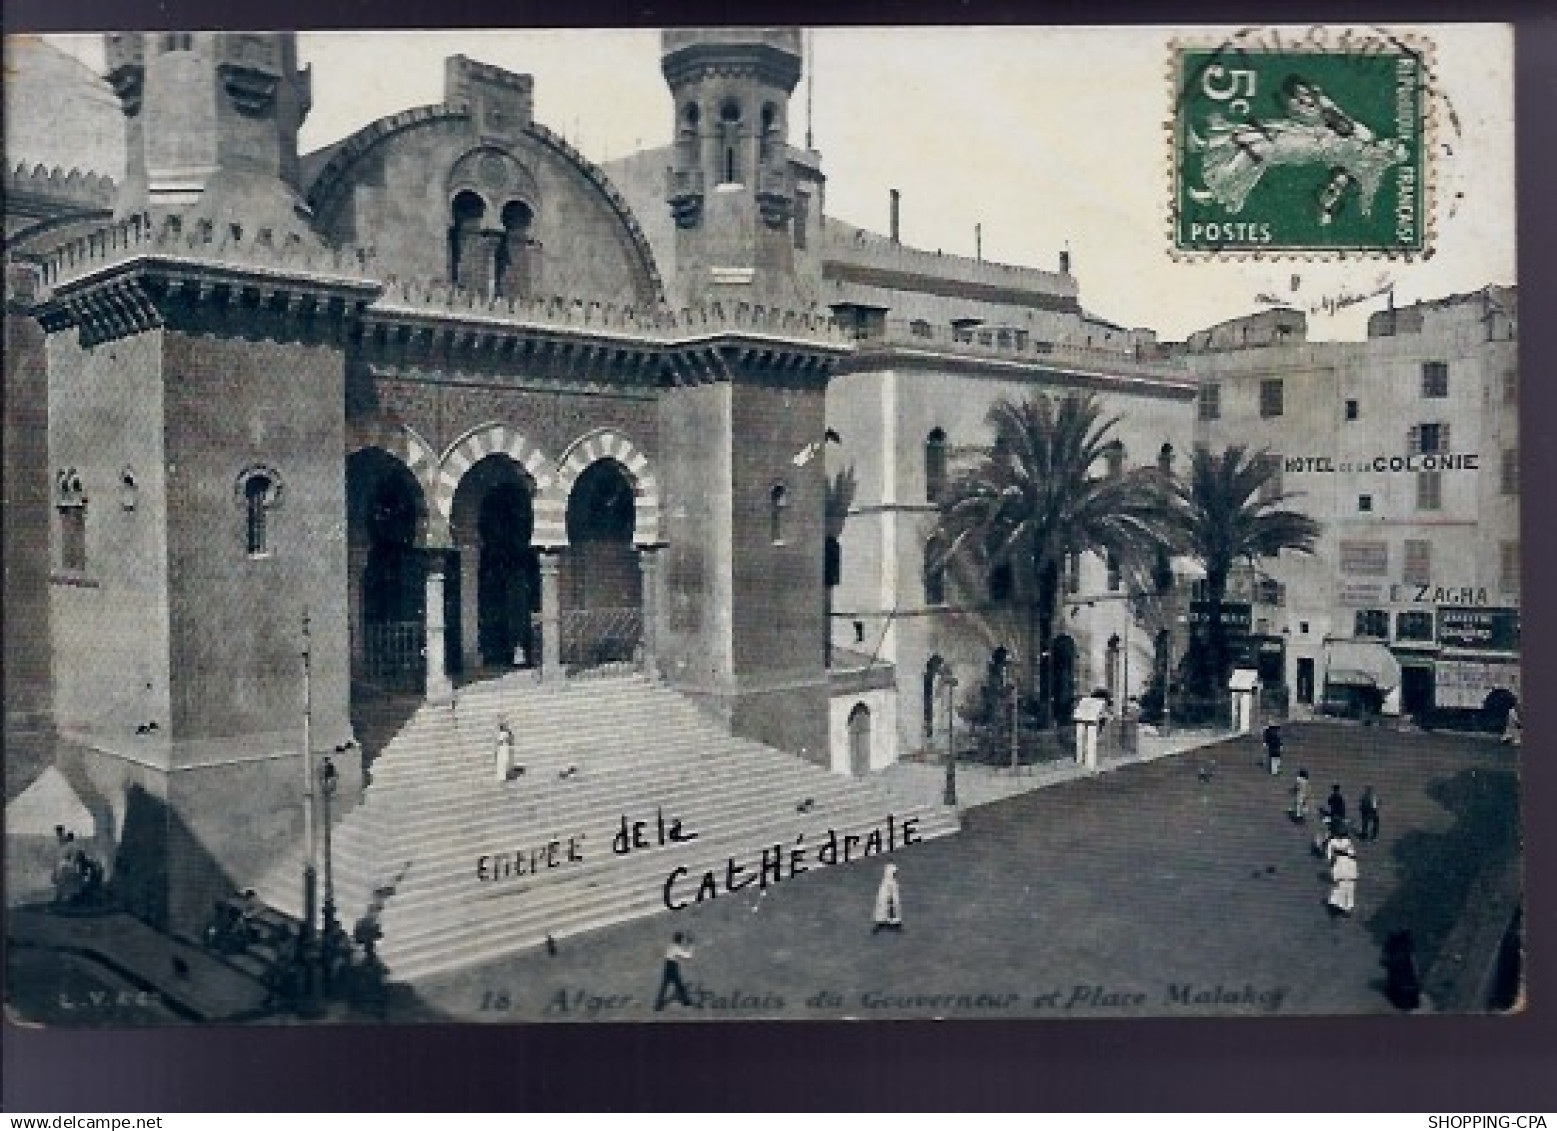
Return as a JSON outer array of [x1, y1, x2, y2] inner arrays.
[[855, 318, 1189, 381], [360, 621, 426, 692], [551, 607, 644, 677]]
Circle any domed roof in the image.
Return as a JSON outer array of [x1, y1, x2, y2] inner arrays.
[[4, 38, 126, 183], [661, 28, 803, 57]]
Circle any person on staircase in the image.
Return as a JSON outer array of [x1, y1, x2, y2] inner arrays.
[[493, 720, 520, 783]]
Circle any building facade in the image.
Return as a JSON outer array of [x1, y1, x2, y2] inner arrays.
[[1184, 290, 1520, 719]]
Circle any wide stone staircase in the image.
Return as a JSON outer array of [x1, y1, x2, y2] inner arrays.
[[255, 674, 958, 982]]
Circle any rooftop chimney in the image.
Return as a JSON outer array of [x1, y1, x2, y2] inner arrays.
[[890, 189, 900, 244]]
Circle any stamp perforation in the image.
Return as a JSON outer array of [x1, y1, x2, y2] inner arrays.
[[1166, 25, 1439, 262]]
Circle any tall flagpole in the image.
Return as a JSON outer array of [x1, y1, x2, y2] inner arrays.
[[805, 28, 814, 151]]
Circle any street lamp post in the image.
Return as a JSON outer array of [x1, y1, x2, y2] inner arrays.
[[300, 610, 317, 947], [1009, 681, 1020, 771], [319, 755, 339, 993], [942, 672, 959, 806]]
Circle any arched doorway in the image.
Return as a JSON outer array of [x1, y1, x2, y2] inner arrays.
[[1051, 634, 1078, 723], [848, 702, 872, 775], [348, 448, 429, 693], [563, 459, 641, 670], [450, 455, 539, 676], [923, 655, 945, 745]]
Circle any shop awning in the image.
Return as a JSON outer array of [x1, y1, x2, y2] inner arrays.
[[1324, 639, 1402, 692]]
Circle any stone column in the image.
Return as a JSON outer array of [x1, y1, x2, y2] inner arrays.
[[424, 551, 452, 704], [459, 545, 481, 676], [539, 549, 563, 684], [637, 544, 662, 678]]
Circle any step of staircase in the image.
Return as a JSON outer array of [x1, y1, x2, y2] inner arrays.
[[253, 674, 958, 981]]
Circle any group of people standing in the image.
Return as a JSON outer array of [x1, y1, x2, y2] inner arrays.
[[1262, 726, 1380, 917]]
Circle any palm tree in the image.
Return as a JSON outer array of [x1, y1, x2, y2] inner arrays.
[[929, 394, 1171, 725], [1169, 444, 1322, 698]]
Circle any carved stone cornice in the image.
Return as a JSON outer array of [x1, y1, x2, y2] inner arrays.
[[34, 255, 381, 347]]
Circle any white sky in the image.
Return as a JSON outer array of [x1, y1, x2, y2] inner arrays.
[[42, 26, 1515, 340]]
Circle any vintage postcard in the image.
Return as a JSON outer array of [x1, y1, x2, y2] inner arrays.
[[3, 24, 1519, 1026]]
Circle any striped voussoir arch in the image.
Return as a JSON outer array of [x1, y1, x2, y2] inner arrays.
[[433, 423, 556, 539], [550, 429, 662, 547], [347, 419, 443, 542]]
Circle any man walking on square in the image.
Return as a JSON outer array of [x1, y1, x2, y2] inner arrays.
[[654, 931, 695, 1011], [1358, 786, 1381, 841], [1263, 724, 1283, 775], [1327, 783, 1348, 827]]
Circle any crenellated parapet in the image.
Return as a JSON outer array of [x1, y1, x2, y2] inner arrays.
[[372, 274, 847, 346], [8, 163, 118, 214], [32, 212, 382, 347], [37, 211, 378, 293]]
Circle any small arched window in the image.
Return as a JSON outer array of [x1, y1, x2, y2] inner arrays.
[[1158, 443, 1175, 475], [495, 199, 535, 299], [448, 190, 487, 290], [237, 466, 283, 557], [245, 475, 275, 556], [720, 99, 742, 185], [56, 468, 88, 573], [925, 428, 948, 503], [769, 483, 789, 544]]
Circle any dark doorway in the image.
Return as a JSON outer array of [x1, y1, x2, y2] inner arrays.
[[348, 449, 428, 692], [477, 483, 538, 668], [563, 460, 641, 669], [848, 702, 872, 775], [1296, 657, 1316, 705], [1401, 664, 1435, 717], [565, 460, 639, 611], [1051, 634, 1077, 723]]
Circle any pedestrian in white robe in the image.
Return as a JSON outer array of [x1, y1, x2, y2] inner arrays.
[[872, 863, 903, 933], [493, 721, 517, 783], [1328, 842, 1359, 914]]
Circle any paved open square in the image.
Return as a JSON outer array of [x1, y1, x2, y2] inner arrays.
[[401, 722, 1520, 1022]]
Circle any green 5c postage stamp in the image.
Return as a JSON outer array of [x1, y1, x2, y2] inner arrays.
[[1173, 35, 1428, 254]]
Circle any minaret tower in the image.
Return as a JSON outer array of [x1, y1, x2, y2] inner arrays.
[[661, 28, 804, 307], [104, 32, 317, 239]]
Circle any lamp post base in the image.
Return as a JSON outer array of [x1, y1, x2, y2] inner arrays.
[[301, 865, 317, 944]]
